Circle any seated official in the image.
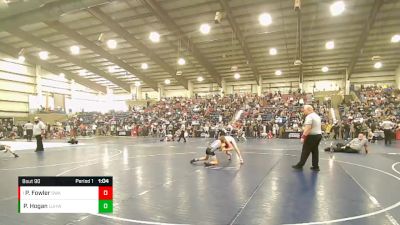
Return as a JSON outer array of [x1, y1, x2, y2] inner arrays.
[[325, 134, 368, 154], [0, 143, 19, 158]]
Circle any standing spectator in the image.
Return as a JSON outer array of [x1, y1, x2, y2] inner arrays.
[[17, 124, 23, 138], [24, 121, 34, 141], [333, 122, 340, 140], [33, 117, 46, 152], [350, 123, 355, 139], [177, 127, 187, 143], [343, 121, 350, 140], [10, 125, 17, 139]]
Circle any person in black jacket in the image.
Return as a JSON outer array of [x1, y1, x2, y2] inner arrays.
[[177, 128, 186, 143], [333, 123, 340, 140]]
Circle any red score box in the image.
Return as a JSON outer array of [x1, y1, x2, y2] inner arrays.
[[98, 186, 113, 200]]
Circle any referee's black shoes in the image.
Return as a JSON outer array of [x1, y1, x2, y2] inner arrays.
[[292, 165, 303, 170], [310, 167, 320, 171], [292, 165, 320, 172]]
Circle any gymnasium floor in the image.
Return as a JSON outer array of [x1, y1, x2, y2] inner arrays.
[[0, 137, 399, 225]]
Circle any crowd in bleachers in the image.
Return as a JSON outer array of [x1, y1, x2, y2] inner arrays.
[[68, 94, 242, 138], [2, 86, 399, 143], [337, 86, 400, 141], [32, 91, 333, 140], [233, 90, 331, 138]]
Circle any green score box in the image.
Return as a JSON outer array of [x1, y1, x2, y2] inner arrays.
[[99, 200, 113, 213]]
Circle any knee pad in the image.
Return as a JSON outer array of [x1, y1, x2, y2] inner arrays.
[[206, 147, 215, 156]]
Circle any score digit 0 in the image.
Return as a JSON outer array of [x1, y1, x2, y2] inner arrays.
[[98, 186, 112, 200]]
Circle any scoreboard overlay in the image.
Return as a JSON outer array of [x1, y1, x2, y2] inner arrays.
[[18, 176, 113, 213]]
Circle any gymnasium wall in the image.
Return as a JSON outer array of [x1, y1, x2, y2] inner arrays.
[[0, 53, 104, 118], [193, 83, 221, 96], [394, 66, 400, 89], [350, 71, 395, 85], [141, 87, 160, 100], [156, 71, 396, 98], [0, 55, 35, 118]]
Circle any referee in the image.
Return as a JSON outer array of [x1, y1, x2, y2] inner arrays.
[[33, 117, 46, 152], [292, 105, 322, 171]]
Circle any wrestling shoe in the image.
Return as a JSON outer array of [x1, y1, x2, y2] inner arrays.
[[240, 158, 244, 164], [204, 162, 217, 167], [190, 159, 196, 164], [14, 154, 19, 158]]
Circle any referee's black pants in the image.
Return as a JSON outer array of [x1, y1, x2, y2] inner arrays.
[[383, 129, 392, 145], [35, 135, 44, 151], [296, 134, 322, 168]]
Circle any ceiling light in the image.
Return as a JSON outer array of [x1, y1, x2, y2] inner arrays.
[[106, 39, 117, 49], [371, 56, 381, 61], [164, 79, 171, 85], [149, 32, 160, 43], [79, 70, 86, 76], [135, 81, 141, 87], [108, 66, 116, 73], [269, 48, 277, 55], [59, 73, 65, 78], [18, 55, 25, 63], [322, 66, 329, 72], [97, 33, 104, 43], [178, 57, 186, 65], [215, 11, 223, 24], [259, 13, 272, 26], [199, 23, 211, 34], [234, 72, 240, 79], [330, 1, 345, 16], [141, 63, 148, 70], [374, 62, 382, 69], [275, 70, 282, 76], [294, 59, 302, 66], [39, 51, 49, 60], [197, 76, 204, 82], [70, 45, 80, 55], [391, 34, 400, 43], [325, 40, 335, 49]]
